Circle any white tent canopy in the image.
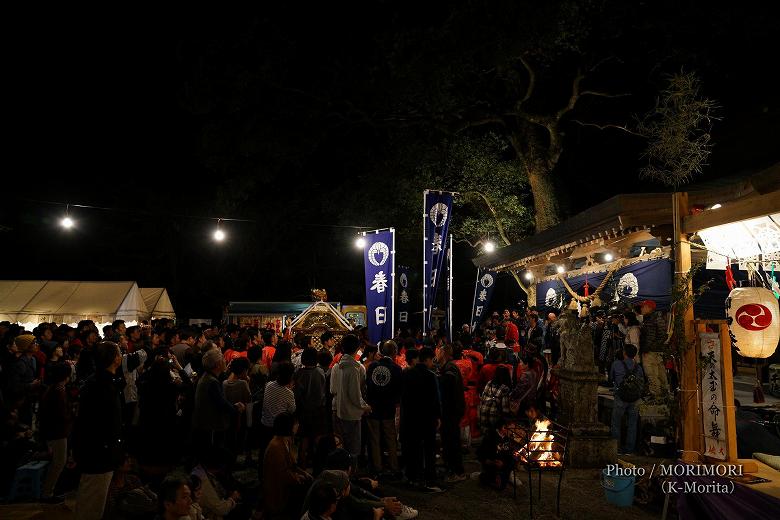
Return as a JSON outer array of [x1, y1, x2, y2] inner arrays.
[[0, 280, 149, 326], [139, 287, 176, 319]]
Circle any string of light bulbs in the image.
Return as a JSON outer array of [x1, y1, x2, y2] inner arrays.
[[16, 197, 373, 243]]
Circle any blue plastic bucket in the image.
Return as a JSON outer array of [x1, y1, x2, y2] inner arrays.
[[601, 469, 635, 507]]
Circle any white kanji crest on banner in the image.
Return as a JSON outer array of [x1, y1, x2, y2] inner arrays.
[[545, 288, 557, 306], [475, 306, 483, 317], [478, 289, 487, 302], [429, 203, 449, 227], [375, 306, 387, 324], [371, 271, 388, 293], [368, 242, 390, 267], [431, 233, 443, 253], [399, 311, 408, 323], [400, 290, 409, 304], [400, 273, 408, 288], [480, 273, 494, 288], [617, 273, 640, 298]]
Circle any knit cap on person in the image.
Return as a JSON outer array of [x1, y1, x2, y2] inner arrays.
[[14, 334, 36, 351]]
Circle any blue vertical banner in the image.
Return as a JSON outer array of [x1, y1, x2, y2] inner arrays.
[[470, 268, 498, 331], [397, 265, 411, 327], [363, 228, 395, 344], [423, 190, 454, 333]]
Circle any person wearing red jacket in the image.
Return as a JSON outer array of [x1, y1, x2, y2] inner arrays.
[[503, 320, 520, 351]]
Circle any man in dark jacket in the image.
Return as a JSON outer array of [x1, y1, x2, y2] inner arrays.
[[192, 349, 244, 452], [436, 344, 466, 483], [366, 340, 403, 476], [400, 347, 441, 491], [294, 347, 327, 466], [73, 341, 124, 520]]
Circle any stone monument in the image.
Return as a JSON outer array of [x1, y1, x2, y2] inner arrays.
[[554, 312, 617, 467]]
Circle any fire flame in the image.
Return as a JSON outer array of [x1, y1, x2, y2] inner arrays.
[[519, 419, 562, 468]]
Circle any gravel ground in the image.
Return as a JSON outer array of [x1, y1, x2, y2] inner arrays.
[[0, 453, 662, 520], [380, 453, 660, 520]]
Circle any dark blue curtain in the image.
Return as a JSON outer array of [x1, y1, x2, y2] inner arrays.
[[535, 259, 672, 311]]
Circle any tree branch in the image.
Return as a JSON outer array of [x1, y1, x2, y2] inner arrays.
[[579, 91, 631, 99], [463, 191, 512, 247], [570, 119, 645, 137], [554, 69, 585, 122], [518, 55, 536, 107], [455, 116, 507, 133], [458, 190, 531, 296]]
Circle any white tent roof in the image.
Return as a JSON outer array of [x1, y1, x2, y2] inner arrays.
[[139, 287, 176, 319], [0, 280, 148, 325]]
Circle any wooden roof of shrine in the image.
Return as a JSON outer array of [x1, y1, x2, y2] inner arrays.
[[473, 162, 780, 273]]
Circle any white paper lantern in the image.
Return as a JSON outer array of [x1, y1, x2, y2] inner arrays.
[[726, 287, 780, 359]]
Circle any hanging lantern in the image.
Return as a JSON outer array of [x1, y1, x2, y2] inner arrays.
[[726, 287, 780, 359]]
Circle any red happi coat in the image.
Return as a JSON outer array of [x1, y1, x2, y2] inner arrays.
[[454, 355, 480, 436]]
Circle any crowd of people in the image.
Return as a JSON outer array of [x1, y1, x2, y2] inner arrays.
[[0, 298, 668, 519]]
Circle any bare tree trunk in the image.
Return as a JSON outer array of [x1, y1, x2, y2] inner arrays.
[[526, 161, 561, 231], [511, 129, 562, 232]]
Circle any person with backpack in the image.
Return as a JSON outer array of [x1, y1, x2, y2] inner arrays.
[[609, 344, 645, 454]]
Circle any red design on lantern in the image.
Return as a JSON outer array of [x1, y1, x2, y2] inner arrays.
[[735, 304, 773, 331]]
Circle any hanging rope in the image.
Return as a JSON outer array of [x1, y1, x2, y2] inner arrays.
[[556, 259, 623, 303]]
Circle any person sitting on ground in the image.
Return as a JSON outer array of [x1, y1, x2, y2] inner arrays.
[[191, 450, 242, 520], [263, 412, 313, 520], [325, 447, 418, 519], [186, 474, 205, 520], [302, 469, 384, 520], [312, 433, 344, 478], [301, 482, 340, 520], [156, 477, 192, 520], [474, 420, 515, 490], [106, 454, 157, 518]]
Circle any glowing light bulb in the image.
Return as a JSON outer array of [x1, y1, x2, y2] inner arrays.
[[604, 253, 614, 262], [214, 229, 226, 241], [556, 265, 565, 274], [61, 217, 74, 229], [355, 237, 367, 249], [525, 271, 533, 280], [710, 203, 722, 210], [484, 241, 496, 253]]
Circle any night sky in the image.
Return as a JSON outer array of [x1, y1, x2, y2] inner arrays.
[[2, 2, 778, 322]]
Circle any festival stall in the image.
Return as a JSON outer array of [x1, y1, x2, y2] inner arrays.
[[223, 301, 317, 332], [0, 280, 149, 330], [139, 287, 176, 320]]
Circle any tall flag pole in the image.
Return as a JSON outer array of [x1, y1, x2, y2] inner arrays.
[[422, 192, 428, 337], [363, 228, 395, 344], [448, 234, 454, 342], [423, 190, 455, 336]]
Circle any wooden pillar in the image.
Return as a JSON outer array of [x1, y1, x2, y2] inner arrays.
[[674, 192, 702, 463], [718, 323, 739, 463]]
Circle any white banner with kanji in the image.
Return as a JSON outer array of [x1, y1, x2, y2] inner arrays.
[[700, 332, 727, 460]]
